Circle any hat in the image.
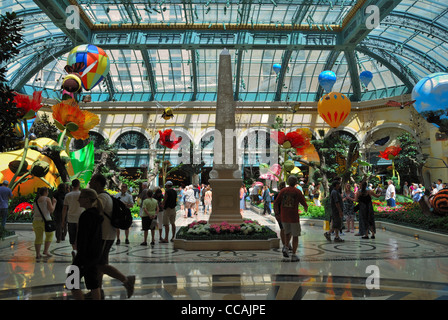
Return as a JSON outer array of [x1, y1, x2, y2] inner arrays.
[[2, 180, 8, 185], [165, 181, 173, 186], [300, 181, 305, 185]]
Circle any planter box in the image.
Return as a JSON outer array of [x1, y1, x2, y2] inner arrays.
[[0, 234, 18, 249], [173, 238, 280, 251]]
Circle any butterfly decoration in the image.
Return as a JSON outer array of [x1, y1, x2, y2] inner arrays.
[[161, 107, 174, 120], [374, 136, 389, 146], [335, 151, 359, 175], [385, 100, 416, 109]]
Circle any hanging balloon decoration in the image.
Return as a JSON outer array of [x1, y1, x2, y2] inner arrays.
[[317, 92, 351, 128], [66, 44, 110, 91], [360, 70, 373, 90], [318, 70, 337, 93], [273, 64, 282, 74], [412, 72, 448, 134]]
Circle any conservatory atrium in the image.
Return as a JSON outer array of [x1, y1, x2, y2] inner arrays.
[[0, 0, 448, 304]]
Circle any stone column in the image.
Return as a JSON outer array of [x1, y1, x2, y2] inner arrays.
[[208, 49, 244, 225]]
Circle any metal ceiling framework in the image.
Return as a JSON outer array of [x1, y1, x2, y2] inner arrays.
[[2, 0, 448, 103]]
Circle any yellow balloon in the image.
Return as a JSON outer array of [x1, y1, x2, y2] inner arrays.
[[317, 92, 351, 128], [0, 138, 74, 196]]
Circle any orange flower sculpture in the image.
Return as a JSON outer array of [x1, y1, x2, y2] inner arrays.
[[379, 146, 401, 160], [52, 99, 99, 140], [13, 91, 43, 119]]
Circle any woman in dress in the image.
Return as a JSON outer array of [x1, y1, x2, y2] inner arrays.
[[33, 187, 57, 259], [204, 186, 212, 215], [342, 183, 355, 233], [354, 181, 382, 239]]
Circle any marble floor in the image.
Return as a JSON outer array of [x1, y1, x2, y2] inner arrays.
[[1, 207, 448, 301]]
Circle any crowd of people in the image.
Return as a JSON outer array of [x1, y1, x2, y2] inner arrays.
[[0, 174, 446, 295]]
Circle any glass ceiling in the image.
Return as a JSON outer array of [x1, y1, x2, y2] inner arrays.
[[1, 0, 447, 103]]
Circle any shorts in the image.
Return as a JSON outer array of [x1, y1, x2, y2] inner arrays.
[[157, 211, 164, 228], [142, 216, 157, 231], [69, 263, 100, 290], [331, 213, 342, 230], [32, 220, 54, 245], [68, 222, 78, 245], [282, 222, 301, 237], [163, 207, 176, 225], [98, 240, 113, 265], [185, 202, 195, 209]]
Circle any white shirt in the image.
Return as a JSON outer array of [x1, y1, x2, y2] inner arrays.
[[63, 190, 83, 223], [98, 192, 116, 240], [185, 189, 195, 203], [114, 192, 134, 207], [33, 197, 52, 221], [385, 184, 396, 200], [437, 183, 443, 191]]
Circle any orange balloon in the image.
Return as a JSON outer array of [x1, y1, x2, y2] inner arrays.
[[317, 92, 351, 128]]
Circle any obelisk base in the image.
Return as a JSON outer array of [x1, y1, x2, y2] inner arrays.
[[208, 178, 244, 225]]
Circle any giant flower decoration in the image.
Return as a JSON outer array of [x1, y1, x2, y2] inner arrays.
[[52, 99, 99, 140], [271, 130, 310, 149], [158, 129, 183, 150], [379, 146, 402, 160], [13, 91, 43, 119]]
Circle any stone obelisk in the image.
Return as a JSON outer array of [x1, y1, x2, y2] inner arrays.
[[208, 49, 244, 225]]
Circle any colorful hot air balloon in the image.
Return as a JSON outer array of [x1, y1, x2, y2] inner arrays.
[[273, 64, 282, 74], [317, 92, 351, 128], [67, 45, 110, 91], [318, 70, 337, 93], [360, 71, 373, 88]]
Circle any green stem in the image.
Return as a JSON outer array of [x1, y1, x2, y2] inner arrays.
[[162, 146, 167, 186], [58, 128, 67, 147], [65, 136, 72, 156], [9, 171, 32, 192], [282, 149, 288, 182], [8, 119, 30, 191]]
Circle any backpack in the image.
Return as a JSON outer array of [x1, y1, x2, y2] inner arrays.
[[102, 192, 133, 230]]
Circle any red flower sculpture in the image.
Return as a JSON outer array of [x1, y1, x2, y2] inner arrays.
[[13, 91, 43, 119], [271, 130, 309, 149], [379, 146, 402, 160], [158, 129, 183, 150]]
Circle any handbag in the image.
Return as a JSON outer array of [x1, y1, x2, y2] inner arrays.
[[35, 200, 56, 232]]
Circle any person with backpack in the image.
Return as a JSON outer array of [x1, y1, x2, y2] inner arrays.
[[70, 188, 104, 300], [88, 174, 135, 299], [114, 184, 134, 245], [161, 181, 177, 243]]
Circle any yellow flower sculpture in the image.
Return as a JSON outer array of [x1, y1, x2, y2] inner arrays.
[[52, 99, 99, 140]]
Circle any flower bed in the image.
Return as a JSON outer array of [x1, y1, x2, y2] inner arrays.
[[175, 219, 278, 241]]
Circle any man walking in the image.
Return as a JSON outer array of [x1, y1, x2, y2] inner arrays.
[[162, 181, 178, 243], [385, 180, 396, 207], [324, 180, 345, 242], [114, 184, 134, 244], [274, 175, 308, 262], [89, 174, 135, 299]]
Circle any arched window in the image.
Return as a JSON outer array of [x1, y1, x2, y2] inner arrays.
[[73, 131, 106, 150], [115, 131, 149, 150]]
